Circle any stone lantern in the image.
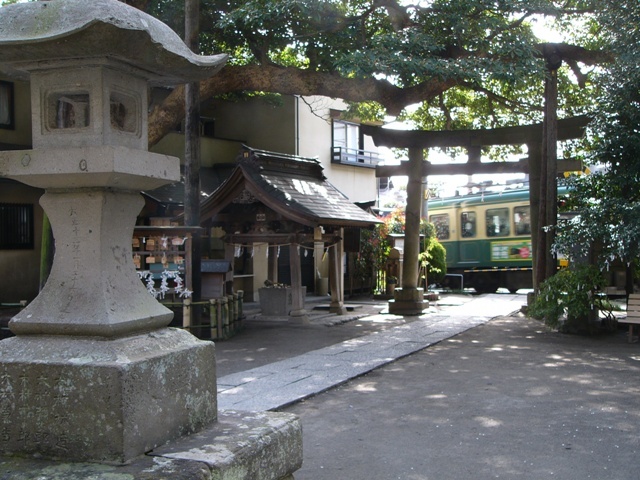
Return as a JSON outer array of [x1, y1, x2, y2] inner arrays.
[[0, 0, 301, 474]]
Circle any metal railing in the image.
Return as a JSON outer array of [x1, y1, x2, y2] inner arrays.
[[331, 146, 381, 167]]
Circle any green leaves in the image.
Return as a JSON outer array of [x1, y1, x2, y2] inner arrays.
[[528, 265, 607, 334], [554, 0, 640, 268], [144, 0, 612, 132]]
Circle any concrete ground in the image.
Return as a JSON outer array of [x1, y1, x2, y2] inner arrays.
[[278, 309, 640, 480], [213, 292, 639, 480], [1, 293, 638, 479]]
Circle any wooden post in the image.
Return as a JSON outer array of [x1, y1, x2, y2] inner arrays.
[[329, 240, 347, 314], [288, 241, 309, 323], [268, 244, 279, 284], [237, 289, 244, 322], [215, 298, 223, 340], [183, 297, 192, 330], [543, 61, 560, 283], [536, 48, 563, 288], [209, 298, 217, 340], [529, 142, 542, 290], [220, 296, 228, 337]]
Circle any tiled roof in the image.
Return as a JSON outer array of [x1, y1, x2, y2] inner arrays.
[[201, 148, 381, 228], [143, 164, 235, 206]]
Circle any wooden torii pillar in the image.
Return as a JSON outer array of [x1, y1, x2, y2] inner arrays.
[[364, 116, 588, 299], [387, 147, 429, 314]]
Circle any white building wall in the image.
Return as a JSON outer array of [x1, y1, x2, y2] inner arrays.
[[295, 96, 378, 204], [204, 96, 296, 155], [202, 95, 379, 205]]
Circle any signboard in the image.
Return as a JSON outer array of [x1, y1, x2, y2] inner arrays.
[[491, 240, 531, 261]]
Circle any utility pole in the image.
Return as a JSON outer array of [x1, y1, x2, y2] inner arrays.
[[185, 0, 202, 310]]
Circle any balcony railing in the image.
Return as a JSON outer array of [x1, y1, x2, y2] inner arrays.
[[331, 146, 381, 168]]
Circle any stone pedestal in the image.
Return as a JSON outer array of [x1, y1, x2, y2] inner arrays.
[[388, 287, 429, 315], [0, 329, 216, 464], [0, 410, 302, 479], [259, 287, 306, 316]]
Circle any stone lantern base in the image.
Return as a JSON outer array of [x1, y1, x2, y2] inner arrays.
[[0, 328, 217, 464], [0, 411, 302, 480], [0, 329, 302, 477], [388, 287, 429, 315]]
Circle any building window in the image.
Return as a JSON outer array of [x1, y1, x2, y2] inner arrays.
[[200, 117, 215, 138], [0, 81, 14, 130], [429, 213, 450, 240], [0, 203, 34, 250], [333, 120, 360, 152], [486, 207, 510, 237], [331, 119, 380, 167]]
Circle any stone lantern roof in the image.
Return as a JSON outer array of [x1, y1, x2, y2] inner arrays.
[[0, 0, 227, 85]]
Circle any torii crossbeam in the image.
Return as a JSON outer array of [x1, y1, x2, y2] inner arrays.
[[363, 115, 589, 313]]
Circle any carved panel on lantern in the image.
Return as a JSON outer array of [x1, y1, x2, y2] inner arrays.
[[109, 88, 140, 135], [47, 91, 91, 130]]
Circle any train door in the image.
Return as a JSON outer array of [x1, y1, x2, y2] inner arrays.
[[458, 209, 479, 265]]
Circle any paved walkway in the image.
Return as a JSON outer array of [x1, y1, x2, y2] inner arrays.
[[217, 293, 526, 411]]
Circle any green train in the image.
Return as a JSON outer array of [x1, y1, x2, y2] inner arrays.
[[427, 187, 546, 293]]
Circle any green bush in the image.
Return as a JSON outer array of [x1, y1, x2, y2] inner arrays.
[[419, 237, 447, 286], [528, 265, 607, 334]]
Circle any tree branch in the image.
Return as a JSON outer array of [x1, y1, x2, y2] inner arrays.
[[147, 43, 612, 148], [148, 64, 459, 146]]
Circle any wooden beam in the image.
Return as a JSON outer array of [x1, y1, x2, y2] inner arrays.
[[376, 158, 582, 178], [363, 115, 589, 149]]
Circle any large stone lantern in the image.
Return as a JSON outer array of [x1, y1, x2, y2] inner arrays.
[[0, 0, 228, 338], [0, 1, 301, 474]]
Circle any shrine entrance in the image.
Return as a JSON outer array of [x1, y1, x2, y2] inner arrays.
[[363, 115, 588, 312]]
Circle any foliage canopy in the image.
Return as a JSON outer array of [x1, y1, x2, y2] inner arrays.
[[553, 1, 640, 269], [113, 0, 612, 145]]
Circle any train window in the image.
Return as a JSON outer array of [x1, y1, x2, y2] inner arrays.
[[514, 206, 531, 235], [460, 211, 476, 238], [486, 208, 510, 237], [429, 214, 450, 240]]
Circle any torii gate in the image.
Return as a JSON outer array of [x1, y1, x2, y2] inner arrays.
[[363, 115, 588, 314]]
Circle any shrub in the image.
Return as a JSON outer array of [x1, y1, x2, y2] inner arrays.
[[419, 238, 447, 285], [527, 265, 607, 334]]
